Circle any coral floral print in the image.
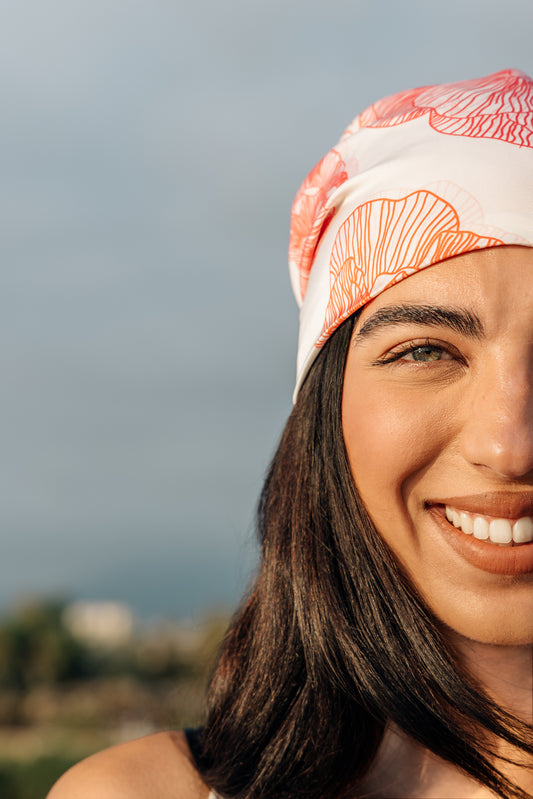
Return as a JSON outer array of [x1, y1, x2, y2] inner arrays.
[[318, 191, 503, 346], [345, 69, 533, 147], [289, 69, 533, 396], [289, 149, 348, 301]]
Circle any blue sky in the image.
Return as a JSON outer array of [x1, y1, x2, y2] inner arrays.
[[2, 0, 532, 618]]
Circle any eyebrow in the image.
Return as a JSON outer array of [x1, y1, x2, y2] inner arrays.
[[354, 304, 484, 342]]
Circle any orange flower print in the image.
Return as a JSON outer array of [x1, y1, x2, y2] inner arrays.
[[346, 69, 533, 147], [318, 191, 503, 346], [289, 149, 348, 301]]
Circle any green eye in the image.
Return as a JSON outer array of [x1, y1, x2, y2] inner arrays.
[[409, 346, 443, 362], [376, 342, 456, 367]]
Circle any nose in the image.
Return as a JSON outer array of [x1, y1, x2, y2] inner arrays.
[[460, 357, 533, 479]]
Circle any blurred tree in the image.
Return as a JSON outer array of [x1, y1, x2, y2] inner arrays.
[[0, 599, 91, 689]]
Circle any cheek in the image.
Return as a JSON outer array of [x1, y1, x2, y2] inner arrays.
[[342, 386, 438, 482], [341, 373, 452, 519]]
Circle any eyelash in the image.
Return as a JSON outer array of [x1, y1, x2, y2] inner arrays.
[[374, 339, 459, 366]]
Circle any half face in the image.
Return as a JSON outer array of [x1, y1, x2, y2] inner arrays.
[[342, 246, 533, 645]]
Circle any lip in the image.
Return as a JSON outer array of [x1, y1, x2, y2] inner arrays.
[[428, 502, 533, 575], [430, 490, 533, 520]]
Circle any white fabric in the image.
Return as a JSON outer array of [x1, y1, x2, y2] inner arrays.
[[288, 69, 533, 399]]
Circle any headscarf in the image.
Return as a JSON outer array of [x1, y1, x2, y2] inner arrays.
[[289, 68, 533, 399]]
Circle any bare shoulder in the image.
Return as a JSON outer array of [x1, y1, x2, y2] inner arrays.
[[46, 730, 210, 799]]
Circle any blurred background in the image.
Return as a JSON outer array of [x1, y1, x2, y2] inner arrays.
[[1, 0, 533, 795]]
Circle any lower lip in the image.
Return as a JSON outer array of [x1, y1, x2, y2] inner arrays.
[[429, 506, 533, 575]]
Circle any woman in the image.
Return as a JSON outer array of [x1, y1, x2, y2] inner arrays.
[[49, 69, 533, 798]]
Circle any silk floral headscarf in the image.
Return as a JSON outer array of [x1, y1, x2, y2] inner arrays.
[[289, 68, 533, 399]]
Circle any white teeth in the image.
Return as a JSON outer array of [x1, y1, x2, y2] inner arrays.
[[512, 517, 533, 543], [459, 512, 473, 534], [489, 519, 512, 545], [473, 517, 489, 540], [444, 505, 533, 545], [445, 506, 462, 527]]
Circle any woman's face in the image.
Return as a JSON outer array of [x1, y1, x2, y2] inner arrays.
[[342, 245, 533, 645]]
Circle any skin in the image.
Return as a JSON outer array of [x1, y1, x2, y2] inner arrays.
[[342, 246, 533, 645], [46, 730, 209, 799], [48, 245, 533, 798]]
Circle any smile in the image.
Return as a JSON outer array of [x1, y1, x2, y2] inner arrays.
[[444, 506, 533, 546], [428, 500, 533, 575]]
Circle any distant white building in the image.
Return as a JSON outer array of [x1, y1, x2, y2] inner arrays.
[[63, 600, 134, 648]]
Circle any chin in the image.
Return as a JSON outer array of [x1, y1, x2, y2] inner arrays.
[[433, 596, 533, 647]]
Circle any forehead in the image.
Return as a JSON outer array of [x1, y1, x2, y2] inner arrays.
[[355, 246, 533, 328]]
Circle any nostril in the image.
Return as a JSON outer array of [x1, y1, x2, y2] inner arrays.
[[466, 444, 533, 480]]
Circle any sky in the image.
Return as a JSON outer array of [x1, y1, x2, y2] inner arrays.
[[1, 0, 533, 619]]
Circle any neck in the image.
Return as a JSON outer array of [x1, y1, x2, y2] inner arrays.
[[451, 634, 533, 793], [450, 634, 533, 726], [358, 638, 533, 798]]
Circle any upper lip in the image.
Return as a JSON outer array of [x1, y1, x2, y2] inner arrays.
[[428, 491, 533, 520]]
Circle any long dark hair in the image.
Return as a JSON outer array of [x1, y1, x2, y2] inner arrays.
[[197, 317, 533, 799]]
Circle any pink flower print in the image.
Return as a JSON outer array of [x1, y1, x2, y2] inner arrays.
[[349, 69, 533, 147], [289, 149, 348, 301]]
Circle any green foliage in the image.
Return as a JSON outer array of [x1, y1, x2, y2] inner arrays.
[[0, 755, 83, 799], [0, 600, 91, 690], [0, 598, 220, 691], [0, 600, 230, 797]]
